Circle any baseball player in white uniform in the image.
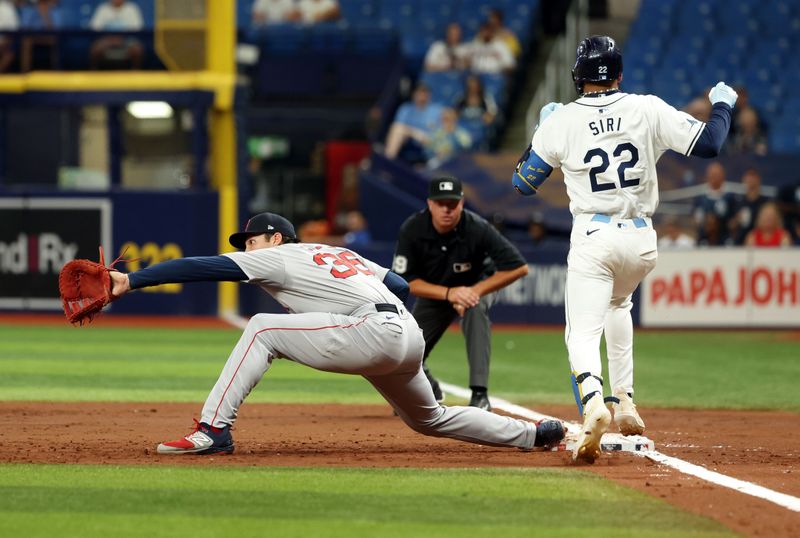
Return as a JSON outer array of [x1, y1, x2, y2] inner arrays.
[[108, 212, 565, 454], [512, 36, 737, 463]]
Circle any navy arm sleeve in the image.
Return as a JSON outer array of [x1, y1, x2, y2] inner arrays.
[[690, 103, 732, 158], [127, 256, 247, 290], [383, 271, 410, 302]]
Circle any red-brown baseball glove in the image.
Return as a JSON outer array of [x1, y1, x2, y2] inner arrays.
[[58, 246, 121, 325]]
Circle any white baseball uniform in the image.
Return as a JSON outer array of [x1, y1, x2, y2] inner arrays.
[[530, 91, 705, 401], [201, 243, 538, 449]]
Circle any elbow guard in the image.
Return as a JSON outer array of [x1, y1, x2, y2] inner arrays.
[[512, 145, 553, 196]]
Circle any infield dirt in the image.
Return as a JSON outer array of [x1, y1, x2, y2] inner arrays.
[[1, 401, 798, 537]]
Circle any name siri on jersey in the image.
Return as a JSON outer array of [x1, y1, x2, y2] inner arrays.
[[588, 116, 621, 136]]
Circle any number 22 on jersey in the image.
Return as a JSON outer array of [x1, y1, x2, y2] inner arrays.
[[584, 142, 640, 193], [313, 250, 374, 279]]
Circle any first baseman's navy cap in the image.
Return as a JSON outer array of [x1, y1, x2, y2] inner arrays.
[[229, 212, 298, 249], [428, 177, 463, 200]]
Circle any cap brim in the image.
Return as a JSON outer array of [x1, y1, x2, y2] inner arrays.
[[428, 194, 463, 200], [229, 231, 259, 250]]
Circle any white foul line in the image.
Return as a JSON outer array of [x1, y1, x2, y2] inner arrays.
[[439, 381, 800, 513], [221, 315, 800, 513]]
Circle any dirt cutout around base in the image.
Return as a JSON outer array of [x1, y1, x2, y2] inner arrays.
[[2, 401, 798, 537]]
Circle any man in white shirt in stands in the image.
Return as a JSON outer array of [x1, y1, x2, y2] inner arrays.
[[298, 0, 340, 24], [424, 22, 470, 72], [89, 0, 144, 69], [468, 22, 515, 75], [252, 0, 301, 25]]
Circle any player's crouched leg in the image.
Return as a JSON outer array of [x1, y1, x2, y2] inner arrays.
[[367, 366, 564, 450]]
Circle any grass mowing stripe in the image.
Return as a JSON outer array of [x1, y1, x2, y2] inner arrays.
[[0, 465, 732, 537], [1, 323, 797, 410]]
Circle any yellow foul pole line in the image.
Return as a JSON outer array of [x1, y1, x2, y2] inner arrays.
[[206, 0, 238, 316]]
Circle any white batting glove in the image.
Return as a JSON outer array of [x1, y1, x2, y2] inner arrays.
[[708, 82, 738, 108], [539, 102, 563, 126]]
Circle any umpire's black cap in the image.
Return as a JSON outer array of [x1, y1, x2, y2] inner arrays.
[[428, 177, 463, 200], [229, 212, 298, 249]]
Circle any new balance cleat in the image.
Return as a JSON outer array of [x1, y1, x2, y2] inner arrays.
[[613, 388, 645, 436], [157, 419, 234, 455], [573, 394, 611, 463]]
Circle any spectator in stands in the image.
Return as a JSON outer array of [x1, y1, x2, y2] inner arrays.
[[19, 0, 64, 72], [340, 210, 371, 249], [252, 0, 301, 25], [0, 0, 18, 73], [693, 162, 737, 241], [745, 202, 791, 247], [729, 107, 768, 156], [527, 213, 553, 247], [657, 216, 696, 249], [731, 168, 769, 244], [423, 108, 472, 168], [297, 0, 340, 24], [423, 22, 470, 72], [384, 83, 444, 160], [697, 213, 729, 247], [486, 8, 521, 58], [89, 0, 144, 70], [467, 22, 515, 75], [684, 95, 711, 122], [455, 74, 498, 148], [776, 181, 800, 243]]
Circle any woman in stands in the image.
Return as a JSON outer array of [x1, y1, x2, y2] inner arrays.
[[745, 202, 791, 247], [455, 75, 497, 148]]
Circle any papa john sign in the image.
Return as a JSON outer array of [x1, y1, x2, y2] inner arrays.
[[641, 248, 800, 328]]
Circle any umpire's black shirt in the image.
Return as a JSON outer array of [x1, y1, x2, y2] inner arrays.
[[393, 208, 526, 288]]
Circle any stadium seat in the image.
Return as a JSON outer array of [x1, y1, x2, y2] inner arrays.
[[339, 0, 381, 27], [420, 70, 465, 107], [378, 0, 417, 32]]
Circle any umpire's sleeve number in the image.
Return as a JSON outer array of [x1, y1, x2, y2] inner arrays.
[[584, 143, 640, 192], [392, 255, 407, 274]]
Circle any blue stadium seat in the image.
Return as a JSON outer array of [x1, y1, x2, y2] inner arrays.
[[237, 0, 255, 30], [420, 70, 465, 107], [378, 0, 417, 31], [308, 25, 350, 54], [418, 2, 456, 22], [58, 0, 104, 29], [258, 25, 308, 55], [354, 27, 398, 55], [769, 130, 800, 153], [478, 73, 506, 105], [717, 1, 759, 34], [339, 0, 381, 27]]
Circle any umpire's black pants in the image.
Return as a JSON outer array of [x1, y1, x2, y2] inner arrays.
[[412, 293, 497, 389]]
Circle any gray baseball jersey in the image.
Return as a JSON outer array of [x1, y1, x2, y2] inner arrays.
[[199, 243, 539, 450]]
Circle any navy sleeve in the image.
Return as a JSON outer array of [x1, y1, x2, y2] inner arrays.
[[127, 256, 247, 290], [690, 103, 733, 158], [383, 271, 410, 302]]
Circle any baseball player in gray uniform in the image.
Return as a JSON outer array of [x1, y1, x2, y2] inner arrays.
[[512, 36, 737, 462], [108, 212, 564, 454]]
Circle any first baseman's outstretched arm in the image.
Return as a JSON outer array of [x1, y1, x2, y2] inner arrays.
[[110, 256, 247, 296]]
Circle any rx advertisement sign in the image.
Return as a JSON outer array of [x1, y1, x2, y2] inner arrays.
[[0, 198, 111, 310]]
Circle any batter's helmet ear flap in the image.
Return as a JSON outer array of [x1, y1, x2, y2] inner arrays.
[[572, 35, 623, 95]]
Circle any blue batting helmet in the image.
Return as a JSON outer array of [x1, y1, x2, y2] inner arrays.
[[572, 36, 622, 94]]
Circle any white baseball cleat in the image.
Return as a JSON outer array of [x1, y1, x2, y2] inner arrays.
[[573, 393, 611, 463], [613, 388, 645, 436]]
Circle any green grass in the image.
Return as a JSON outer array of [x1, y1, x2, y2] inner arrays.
[[1, 324, 797, 411], [0, 465, 732, 538]]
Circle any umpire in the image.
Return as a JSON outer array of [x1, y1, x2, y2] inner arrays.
[[392, 177, 529, 410]]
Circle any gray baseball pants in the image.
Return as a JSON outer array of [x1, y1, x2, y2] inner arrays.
[[200, 303, 536, 449]]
